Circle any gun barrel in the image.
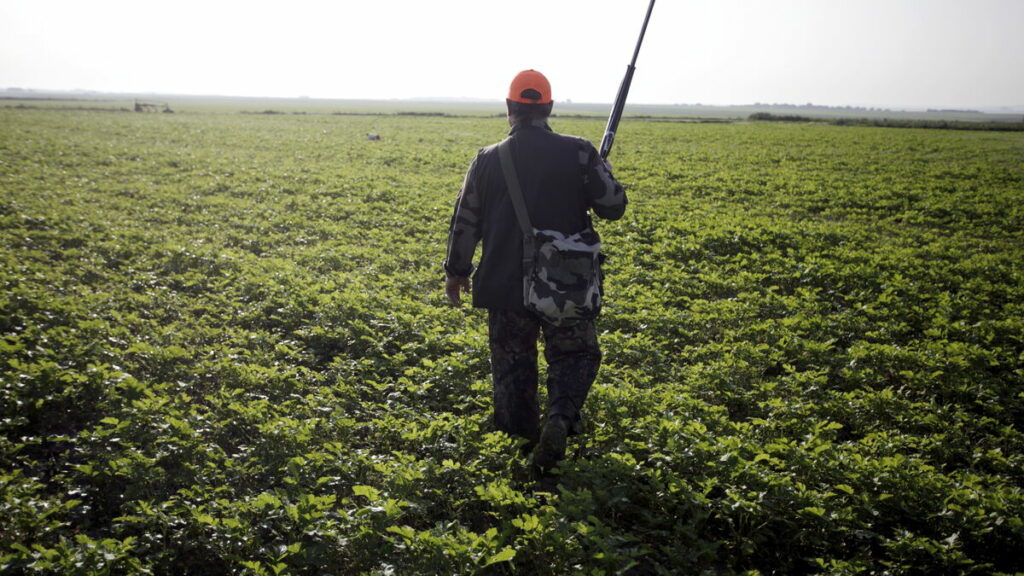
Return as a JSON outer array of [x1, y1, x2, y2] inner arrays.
[[599, 0, 655, 160], [630, 0, 656, 68]]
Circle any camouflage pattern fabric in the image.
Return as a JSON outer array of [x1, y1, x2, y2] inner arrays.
[[488, 309, 600, 443], [525, 227, 602, 326]]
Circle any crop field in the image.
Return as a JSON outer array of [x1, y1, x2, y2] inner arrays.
[[1, 106, 1023, 574]]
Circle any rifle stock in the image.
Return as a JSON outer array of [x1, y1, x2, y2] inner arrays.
[[599, 66, 635, 159]]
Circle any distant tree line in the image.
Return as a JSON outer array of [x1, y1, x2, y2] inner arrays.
[[749, 112, 1024, 132], [748, 112, 811, 123]]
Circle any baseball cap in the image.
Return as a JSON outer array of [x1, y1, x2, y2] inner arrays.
[[508, 69, 552, 104]]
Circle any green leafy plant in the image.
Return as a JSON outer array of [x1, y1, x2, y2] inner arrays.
[[2, 107, 1022, 574]]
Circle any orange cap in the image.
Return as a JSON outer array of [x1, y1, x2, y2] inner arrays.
[[508, 69, 552, 104]]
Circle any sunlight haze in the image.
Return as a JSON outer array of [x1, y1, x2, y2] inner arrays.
[[2, 0, 1022, 109]]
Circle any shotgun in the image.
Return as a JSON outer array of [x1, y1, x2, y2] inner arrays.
[[599, 0, 656, 160]]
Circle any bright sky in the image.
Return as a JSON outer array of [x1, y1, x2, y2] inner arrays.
[[2, 0, 1022, 109]]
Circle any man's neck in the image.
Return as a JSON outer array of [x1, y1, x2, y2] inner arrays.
[[509, 117, 550, 130]]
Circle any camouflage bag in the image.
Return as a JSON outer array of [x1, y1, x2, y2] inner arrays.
[[498, 140, 603, 326]]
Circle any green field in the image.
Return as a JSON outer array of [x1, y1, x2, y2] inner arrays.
[[2, 107, 1023, 574]]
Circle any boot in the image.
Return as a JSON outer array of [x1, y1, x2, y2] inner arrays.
[[532, 415, 570, 477]]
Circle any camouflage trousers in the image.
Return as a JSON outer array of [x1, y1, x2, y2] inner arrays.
[[488, 309, 601, 443]]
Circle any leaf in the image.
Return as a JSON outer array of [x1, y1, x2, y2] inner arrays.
[[352, 485, 380, 501], [194, 512, 217, 525], [387, 525, 416, 540], [513, 514, 540, 531], [254, 492, 282, 510], [483, 547, 516, 566]]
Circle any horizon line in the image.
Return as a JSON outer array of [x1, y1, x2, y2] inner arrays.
[[2, 87, 1022, 114]]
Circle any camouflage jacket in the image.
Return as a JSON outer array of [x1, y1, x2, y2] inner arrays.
[[444, 120, 627, 310]]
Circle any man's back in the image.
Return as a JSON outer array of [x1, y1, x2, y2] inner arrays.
[[447, 121, 625, 310]]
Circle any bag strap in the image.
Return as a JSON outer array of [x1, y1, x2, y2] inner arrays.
[[497, 139, 536, 276], [497, 139, 534, 237]]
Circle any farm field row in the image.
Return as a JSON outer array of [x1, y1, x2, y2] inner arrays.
[[2, 108, 1023, 574]]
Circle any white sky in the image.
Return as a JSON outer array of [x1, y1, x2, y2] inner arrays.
[[1, 0, 1022, 109]]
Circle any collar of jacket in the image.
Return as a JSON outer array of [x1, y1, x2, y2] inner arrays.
[[508, 119, 552, 135]]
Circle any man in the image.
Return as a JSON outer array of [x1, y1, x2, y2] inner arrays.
[[443, 70, 627, 477]]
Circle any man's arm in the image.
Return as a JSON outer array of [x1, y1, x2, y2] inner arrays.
[[443, 155, 483, 305], [582, 145, 627, 220]]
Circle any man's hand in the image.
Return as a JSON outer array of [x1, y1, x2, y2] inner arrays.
[[445, 276, 470, 307]]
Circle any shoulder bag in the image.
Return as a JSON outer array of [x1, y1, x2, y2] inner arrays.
[[496, 139, 603, 326]]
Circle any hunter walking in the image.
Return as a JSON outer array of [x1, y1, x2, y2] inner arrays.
[[443, 70, 627, 480]]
